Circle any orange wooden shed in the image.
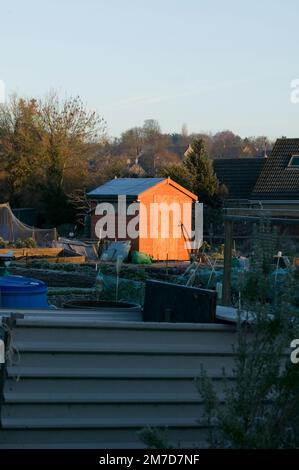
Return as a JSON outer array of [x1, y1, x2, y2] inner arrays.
[[87, 177, 198, 261]]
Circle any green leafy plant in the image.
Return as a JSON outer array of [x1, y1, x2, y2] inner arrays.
[[13, 237, 37, 248], [197, 313, 299, 448], [0, 237, 8, 248], [23, 237, 37, 248]]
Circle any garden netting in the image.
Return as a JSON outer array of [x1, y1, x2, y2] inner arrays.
[[0, 203, 57, 246]]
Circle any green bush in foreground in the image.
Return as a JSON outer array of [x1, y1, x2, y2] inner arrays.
[[197, 312, 299, 448]]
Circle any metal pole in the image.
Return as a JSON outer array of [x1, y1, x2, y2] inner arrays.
[[222, 220, 233, 306]]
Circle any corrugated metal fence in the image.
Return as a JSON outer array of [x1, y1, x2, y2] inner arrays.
[[0, 313, 237, 448]]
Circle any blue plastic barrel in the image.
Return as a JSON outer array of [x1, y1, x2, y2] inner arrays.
[[0, 275, 49, 309]]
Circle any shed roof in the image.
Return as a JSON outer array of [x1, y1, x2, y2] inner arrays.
[[252, 138, 299, 200], [87, 178, 165, 198], [87, 177, 197, 200], [213, 157, 266, 200]]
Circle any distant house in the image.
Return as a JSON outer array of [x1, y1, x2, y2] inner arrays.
[[213, 138, 299, 207], [252, 138, 299, 202], [87, 178, 198, 261]]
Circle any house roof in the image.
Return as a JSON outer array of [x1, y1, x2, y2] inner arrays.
[[213, 157, 266, 200], [252, 138, 299, 200]]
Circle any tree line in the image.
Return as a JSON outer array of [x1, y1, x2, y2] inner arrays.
[[0, 93, 273, 229]]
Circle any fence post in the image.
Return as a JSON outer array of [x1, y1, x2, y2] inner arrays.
[[222, 219, 233, 306]]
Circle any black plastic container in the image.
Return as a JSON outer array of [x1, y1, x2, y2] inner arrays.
[[143, 280, 216, 323]]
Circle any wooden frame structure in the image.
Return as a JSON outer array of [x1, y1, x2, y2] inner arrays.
[[222, 207, 299, 305]]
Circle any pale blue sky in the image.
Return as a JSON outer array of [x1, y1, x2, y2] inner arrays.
[[0, 0, 299, 138]]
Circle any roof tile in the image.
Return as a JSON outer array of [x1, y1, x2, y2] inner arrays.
[[252, 138, 299, 199]]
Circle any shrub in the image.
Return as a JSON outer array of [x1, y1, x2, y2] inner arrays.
[[23, 237, 37, 248], [0, 237, 8, 248], [197, 221, 299, 449], [197, 311, 299, 448], [14, 238, 26, 248]]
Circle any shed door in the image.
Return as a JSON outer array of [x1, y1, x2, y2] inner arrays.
[[152, 195, 180, 260]]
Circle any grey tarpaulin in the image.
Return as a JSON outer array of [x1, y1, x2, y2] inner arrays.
[[57, 237, 99, 261]]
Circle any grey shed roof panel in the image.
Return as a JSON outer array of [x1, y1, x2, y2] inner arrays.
[[87, 178, 165, 198]]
